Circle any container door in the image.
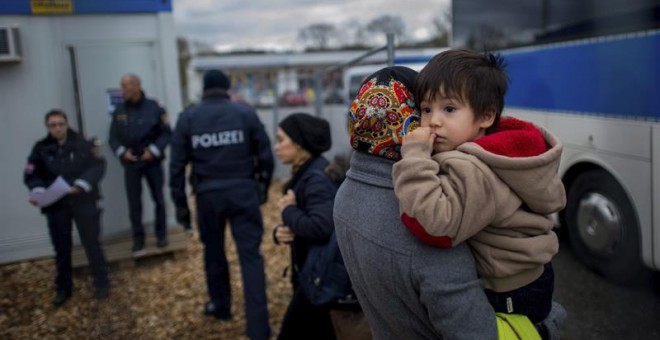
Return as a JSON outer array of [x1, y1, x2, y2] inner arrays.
[[69, 42, 160, 238]]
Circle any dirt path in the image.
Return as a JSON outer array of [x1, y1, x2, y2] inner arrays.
[[1, 182, 292, 340]]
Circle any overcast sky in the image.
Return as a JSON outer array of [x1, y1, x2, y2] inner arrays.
[[172, 0, 450, 52]]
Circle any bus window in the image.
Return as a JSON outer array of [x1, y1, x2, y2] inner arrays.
[[453, 0, 660, 50]]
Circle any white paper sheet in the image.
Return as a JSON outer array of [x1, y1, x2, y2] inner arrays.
[[30, 176, 72, 208]]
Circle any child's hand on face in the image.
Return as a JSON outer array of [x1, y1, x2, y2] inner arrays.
[[403, 127, 435, 147]]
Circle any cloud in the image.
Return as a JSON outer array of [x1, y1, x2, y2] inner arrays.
[[172, 0, 449, 51]]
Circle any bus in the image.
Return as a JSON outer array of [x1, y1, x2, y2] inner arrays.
[[452, 0, 660, 284]]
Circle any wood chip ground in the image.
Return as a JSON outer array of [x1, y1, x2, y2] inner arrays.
[[1, 182, 294, 339]]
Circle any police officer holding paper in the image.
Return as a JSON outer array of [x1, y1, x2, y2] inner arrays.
[[109, 74, 173, 256], [24, 109, 110, 306], [169, 70, 274, 340]]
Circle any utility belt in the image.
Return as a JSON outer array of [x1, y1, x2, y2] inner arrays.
[[193, 176, 258, 197], [192, 159, 254, 182], [190, 161, 253, 193], [195, 172, 253, 183]]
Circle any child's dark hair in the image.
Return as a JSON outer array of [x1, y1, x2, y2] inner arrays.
[[44, 109, 68, 124], [325, 153, 351, 185], [414, 49, 509, 134]]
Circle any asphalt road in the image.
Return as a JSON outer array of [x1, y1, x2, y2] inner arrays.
[[553, 241, 660, 339]]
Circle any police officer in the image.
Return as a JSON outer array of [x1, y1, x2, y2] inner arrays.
[[109, 74, 173, 256], [24, 109, 110, 306], [170, 70, 274, 340]]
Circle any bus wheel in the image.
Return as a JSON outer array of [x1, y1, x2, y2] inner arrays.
[[565, 169, 644, 285]]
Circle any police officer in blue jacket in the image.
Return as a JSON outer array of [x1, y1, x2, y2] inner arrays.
[[109, 74, 173, 255], [170, 70, 274, 340], [24, 109, 110, 306]]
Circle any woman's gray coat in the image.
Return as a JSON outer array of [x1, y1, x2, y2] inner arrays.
[[334, 151, 497, 340]]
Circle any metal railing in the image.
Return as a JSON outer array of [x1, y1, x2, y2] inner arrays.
[[313, 33, 395, 116], [267, 33, 396, 152]]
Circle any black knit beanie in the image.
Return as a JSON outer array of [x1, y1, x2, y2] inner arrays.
[[203, 69, 231, 91], [279, 113, 331, 156]]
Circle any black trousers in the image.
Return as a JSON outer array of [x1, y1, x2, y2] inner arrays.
[[45, 197, 109, 292], [123, 161, 166, 243], [278, 285, 336, 340], [485, 262, 554, 324], [196, 185, 271, 340]]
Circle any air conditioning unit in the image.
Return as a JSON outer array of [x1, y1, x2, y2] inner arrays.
[[0, 25, 22, 62]]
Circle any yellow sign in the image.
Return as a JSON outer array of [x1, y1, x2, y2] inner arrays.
[[31, 0, 74, 15]]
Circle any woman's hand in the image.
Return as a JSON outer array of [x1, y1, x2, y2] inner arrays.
[[278, 189, 296, 212], [275, 225, 295, 244]]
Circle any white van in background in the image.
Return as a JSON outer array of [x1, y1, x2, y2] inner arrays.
[[342, 53, 445, 104]]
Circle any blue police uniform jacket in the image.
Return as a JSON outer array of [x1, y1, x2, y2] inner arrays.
[[24, 129, 106, 209], [169, 90, 274, 207], [108, 91, 172, 163]]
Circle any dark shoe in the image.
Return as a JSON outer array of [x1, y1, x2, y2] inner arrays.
[[204, 301, 232, 320], [53, 290, 71, 307], [156, 238, 169, 248], [132, 242, 145, 257], [94, 286, 110, 299]]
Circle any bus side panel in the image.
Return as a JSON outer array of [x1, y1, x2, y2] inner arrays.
[[501, 33, 660, 273], [507, 109, 656, 270], [548, 114, 651, 160], [509, 109, 652, 159], [503, 33, 660, 121], [504, 108, 549, 129], [558, 148, 655, 269], [547, 114, 655, 270], [654, 125, 660, 270]]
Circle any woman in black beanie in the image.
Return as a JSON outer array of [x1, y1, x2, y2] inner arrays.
[[273, 112, 337, 339]]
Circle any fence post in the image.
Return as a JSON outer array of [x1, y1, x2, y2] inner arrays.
[[272, 72, 280, 138], [314, 32, 396, 117], [314, 68, 323, 117], [387, 33, 395, 66]]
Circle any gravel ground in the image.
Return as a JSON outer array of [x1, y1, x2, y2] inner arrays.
[[1, 182, 292, 340]]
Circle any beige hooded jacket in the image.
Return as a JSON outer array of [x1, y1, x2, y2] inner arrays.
[[392, 117, 566, 292]]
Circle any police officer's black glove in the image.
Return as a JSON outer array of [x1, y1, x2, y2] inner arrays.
[[258, 181, 269, 205], [176, 206, 192, 232], [254, 171, 270, 205]]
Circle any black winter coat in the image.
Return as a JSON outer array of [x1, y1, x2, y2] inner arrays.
[[281, 156, 336, 286], [108, 92, 172, 163], [24, 129, 106, 209]]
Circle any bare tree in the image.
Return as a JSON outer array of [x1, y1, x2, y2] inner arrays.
[[432, 9, 451, 37], [298, 23, 338, 50], [339, 19, 368, 48], [366, 14, 406, 37], [427, 10, 451, 47]]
